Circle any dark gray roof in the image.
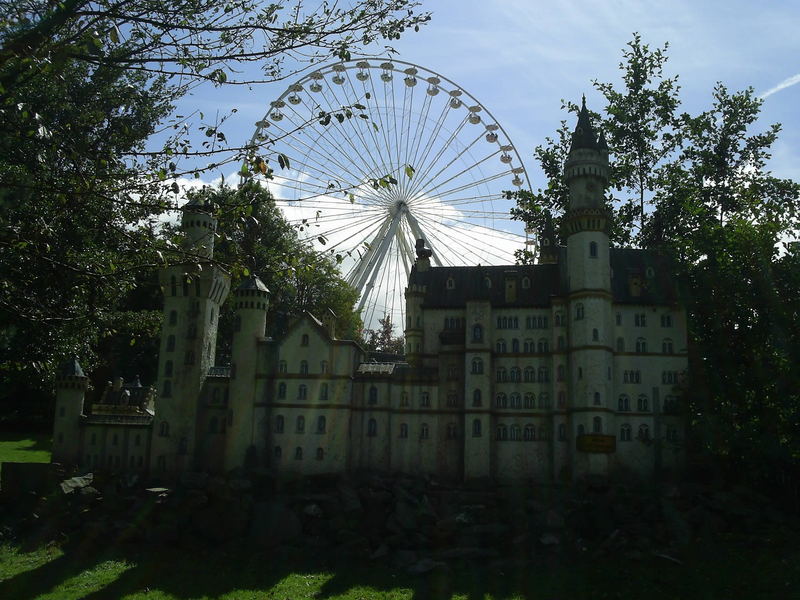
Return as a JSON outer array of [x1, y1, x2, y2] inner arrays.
[[408, 247, 681, 308], [570, 97, 599, 151], [59, 357, 85, 378], [237, 274, 269, 293]]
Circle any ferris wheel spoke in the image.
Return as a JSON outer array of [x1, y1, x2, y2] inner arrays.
[[415, 213, 518, 264], [411, 165, 510, 204], [404, 95, 456, 198]]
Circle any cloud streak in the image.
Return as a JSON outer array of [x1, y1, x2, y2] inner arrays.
[[760, 73, 800, 99]]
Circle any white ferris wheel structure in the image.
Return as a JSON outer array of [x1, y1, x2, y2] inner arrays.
[[250, 58, 533, 330]]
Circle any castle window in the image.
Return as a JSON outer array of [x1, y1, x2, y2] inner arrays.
[[524, 393, 535, 408], [557, 365, 565, 381], [296, 415, 305, 433], [662, 338, 674, 354], [496, 339, 506, 353], [159, 421, 169, 437], [275, 415, 284, 433], [539, 425, 549, 440], [637, 395, 649, 412], [523, 339, 533, 352], [182, 276, 189, 297], [634, 313, 647, 327], [617, 338, 624, 352], [661, 314, 673, 327], [316, 416, 326, 433], [512, 338, 520, 353], [300, 360, 309, 375], [593, 417, 602, 433], [471, 357, 483, 374], [484, 277, 491, 289], [510, 392, 521, 408], [399, 423, 409, 438], [496, 424, 508, 441], [316, 448, 324, 461], [618, 395, 630, 411], [496, 367, 507, 382], [319, 384, 328, 401], [446, 423, 458, 439], [666, 426, 679, 443], [400, 391, 409, 407], [368, 386, 378, 405], [111, 433, 118, 446], [538, 366, 549, 383], [557, 336, 565, 350], [209, 417, 218, 433], [578, 367, 583, 379], [298, 384, 307, 400], [274, 446, 282, 459], [420, 423, 429, 439], [278, 382, 286, 399], [472, 324, 483, 342], [447, 364, 459, 380], [320, 360, 328, 374], [164, 360, 173, 377], [555, 312, 564, 326], [558, 423, 567, 441], [495, 393, 508, 408], [472, 419, 482, 437], [577, 424, 585, 436], [616, 313, 622, 326], [295, 447, 303, 460], [301, 334, 309, 346], [184, 350, 194, 365], [166, 335, 175, 352], [620, 424, 632, 441], [589, 241, 598, 258], [592, 328, 599, 342], [593, 392, 601, 406], [278, 360, 287, 373], [524, 367, 534, 382], [134, 434, 141, 446], [638, 424, 650, 441], [575, 304, 585, 320], [510, 425, 521, 441], [420, 392, 430, 407], [537, 338, 549, 353], [636, 338, 647, 353], [446, 277, 455, 290], [539, 392, 550, 409], [510, 367, 520, 382], [169, 310, 177, 325], [170, 276, 177, 296], [446, 392, 459, 407], [524, 424, 535, 441], [472, 389, 482, 407], [558, 391, 566, 407], [522, 277, 530, 289], [212, 388, 220, 404]]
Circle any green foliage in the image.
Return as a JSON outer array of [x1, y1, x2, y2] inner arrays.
[[363, 314, 404, 355]]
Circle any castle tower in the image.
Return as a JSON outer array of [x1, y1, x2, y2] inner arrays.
[[51, 357, 88, 464], [404, 239, 431, 363], [150, 198, 230, 475], [537, 211, 559, 265], [563, 98, 614, 478], [224, 275, 269, 471]]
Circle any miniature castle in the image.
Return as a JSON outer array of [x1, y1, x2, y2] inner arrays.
[[52, 104, 687, 482]]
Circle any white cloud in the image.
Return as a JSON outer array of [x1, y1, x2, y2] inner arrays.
[[759, 73, 800, 100]]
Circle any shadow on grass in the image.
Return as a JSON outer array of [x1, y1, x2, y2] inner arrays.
[[0, 432, 52, 459]]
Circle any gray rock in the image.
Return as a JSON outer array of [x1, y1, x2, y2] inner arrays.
[[408, 558, 445, 575], [60, 473, 93, 494], [392, 499, 418, 530], [250, 501, 302, 546]]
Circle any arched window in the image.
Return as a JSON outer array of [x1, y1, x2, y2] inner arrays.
[[558, 335, 566, 350], [170, 276, 177, 296], [274, 446, 282, 459], [400, 392, 409, 407], [484, 277, 492, 288], [496, 339, 506, 353], [589, 241, 598, 258], [524, 424, 535, 441], [159, 421, 169, 436], [472, 389, 482, 407], [558, 423, 567, 441], [300, 360, 308, 375], [637, 395, 649, 412], [510, 392, 521, 409], [618, 395, 630, 411], [446, 392, 459, 407], [636, 337, 647, 353], [524, 366, 534, 382], [420, 423, 430, 439], [295, 446, 303, 460], [496, 424, 508, 440], [620, 424, 632, 441], [275, 415, 284, 433], [184, 350, 195, 365], [182, 276, 189, 297], [593, 416, 602, 433], [538, 424, 549, 440], [593, 392, 601, 406], [278, 382, 286, 399], [420, 392, 430, 407], [538, 366, 549, 383], [510, 425, 521, 441], [577, 424, 586, 436], [555, 312, 564, 326], [164, 360, 173, 377], [316, 416, 326, 433], [446, 277, 455, 290], [367, 418, 377, 437], [296, 415, 305, 433], [537, 338, 549, 353], [166, 335, 175, 352], [316, 448, 324, 460], [162, 380, 172, 397], [320, 360, 328, 374], [495, 393, 508, 408], [512, 338, 520, 352], [575, 303, 585, 320], [522, 277, 530, 289], [496, 367, 507, 382], [319, 384, 328, 401], [169, 310, 177, 325], [663, 338, 674, 354], [524, 392, 535, 408], [472, 419, 482, 437], [368, 386, 378, 405], [539, 392, 550, 409], [209, 417, 218, 433], [298, 384, 307, 400], [301, 333, 309, 346], [501, 316, 508, 329], [523, 339, 533, 352], [446, 422, 458, 439], [592, 328, 599, 342], [471, 357, 483, 374], [617, 337, 625, 352], [399, 423, 409, 438], [510, 367, 520, 382], [278, 360, 287, 373], [638, 424, 650, 441], [472, 324, 483, 342], [558, 391, 566, 407]]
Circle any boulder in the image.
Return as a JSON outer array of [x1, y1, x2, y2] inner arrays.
[[60, 473, 94, 495], [337, 481, 362, 513], [408, 558, 445, 575], [250, 501, 302, 547]]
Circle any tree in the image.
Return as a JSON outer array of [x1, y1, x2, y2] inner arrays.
[[0, 1, 428, 387], [363, 313, 404, 355], [516, 34, 800, 495]]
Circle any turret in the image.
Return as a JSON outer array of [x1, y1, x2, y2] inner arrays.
[[225, 275, 269, 471], [537, 211, 559, 265], [52, 357, 88, 464], [181, 196, 216, 260], [404, 239, 431, 362]]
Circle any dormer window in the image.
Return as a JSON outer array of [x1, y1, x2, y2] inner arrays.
[[521, 277, 530, 289], [589, 241, 598, 258], [301, 333, 309, 346], [446, 277, 455, 290], [484, 277, 491, 289]]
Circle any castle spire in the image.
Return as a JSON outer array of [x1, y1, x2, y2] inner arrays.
[[570, 96, 598, 152]]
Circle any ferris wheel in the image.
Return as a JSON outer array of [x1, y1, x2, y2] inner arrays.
[[250, 58, 532, 330]]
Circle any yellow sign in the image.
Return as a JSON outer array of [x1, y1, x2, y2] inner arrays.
[[576, 434, 616, 453]]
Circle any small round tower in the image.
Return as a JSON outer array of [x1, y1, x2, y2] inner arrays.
[[52, 357, 88, 464], [181, 196, 216, 260]]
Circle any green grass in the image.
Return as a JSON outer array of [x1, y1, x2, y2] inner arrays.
[[1, 533, 799, 600], [0, 433, 52, 465]]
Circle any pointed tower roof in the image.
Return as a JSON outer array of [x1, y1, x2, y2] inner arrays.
[[59, 357, 85, 378], [236, 274, 269, 293], [183, 195, 214, 214], [598, 130, 609, 152], [570, 95, 598, 151]]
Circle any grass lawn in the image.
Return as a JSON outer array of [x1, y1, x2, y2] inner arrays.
[[1, 533, 799, 600], [0, 433, 51, 466]]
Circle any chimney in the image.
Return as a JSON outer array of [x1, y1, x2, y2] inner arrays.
[[323, 308, 337, 339]]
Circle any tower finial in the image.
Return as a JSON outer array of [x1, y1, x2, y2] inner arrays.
[[581, 94, 586, 109]]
